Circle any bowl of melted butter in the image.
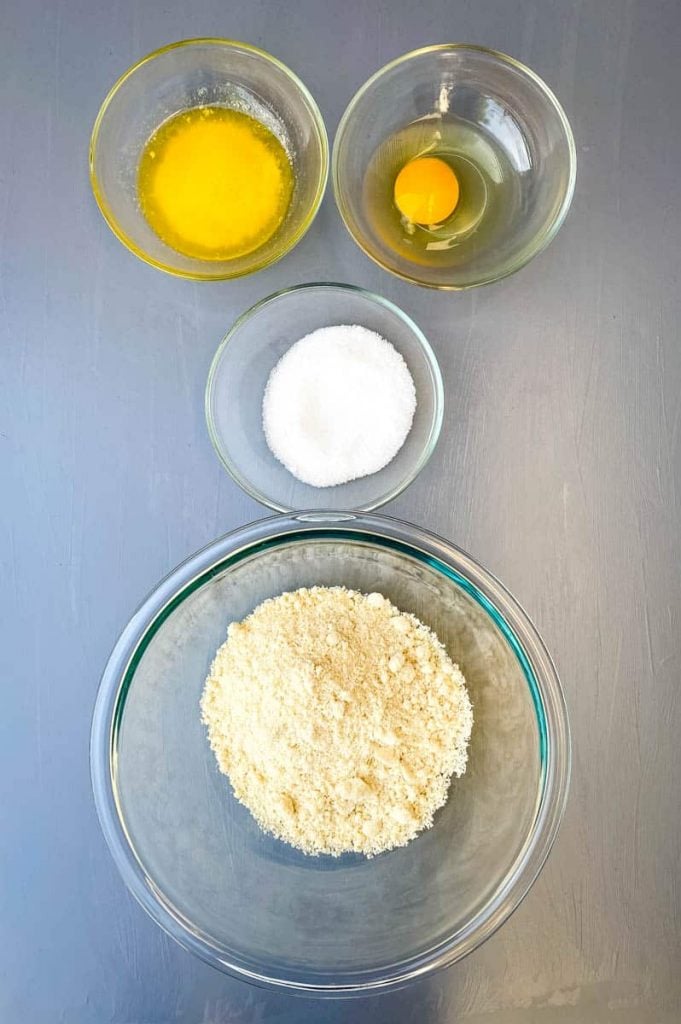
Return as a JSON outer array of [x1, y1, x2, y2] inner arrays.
[[90, 39, 328, 279]]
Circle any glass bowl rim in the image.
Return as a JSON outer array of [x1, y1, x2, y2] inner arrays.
[[90, 510, 571, 996], [204, 281, 445, 511], [332, 42, 577, 291], [89, 37, 329, 281]]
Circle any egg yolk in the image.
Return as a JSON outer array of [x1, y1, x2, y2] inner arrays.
[[393, 156, 460, 225]]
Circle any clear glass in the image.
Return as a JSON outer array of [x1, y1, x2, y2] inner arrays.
[[91, 512, 570, 995], [205, 283, 444, 511], [90, 39, 328, 280], [333, 45, 576, 289]]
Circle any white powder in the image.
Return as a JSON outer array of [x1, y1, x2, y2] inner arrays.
[[262, 325, 417, 488], [200, 586, 473, 857]]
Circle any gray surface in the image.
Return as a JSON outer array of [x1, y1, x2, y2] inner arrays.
[[1, 0, 680, 1021]]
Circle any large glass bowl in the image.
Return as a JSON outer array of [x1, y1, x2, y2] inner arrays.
[[90, 39, 328, 279], [205, 283, 443, 512], [91, 512, 570, 996], [333, 45, 576, 289]]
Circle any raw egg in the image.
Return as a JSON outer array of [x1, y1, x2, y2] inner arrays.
[[393, 156, 460, 225]]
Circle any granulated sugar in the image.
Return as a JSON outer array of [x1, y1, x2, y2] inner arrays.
[[200, 586, 473, 857], [262, 325, 417, 487]]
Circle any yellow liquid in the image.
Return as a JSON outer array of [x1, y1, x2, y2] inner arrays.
[[138, 106, 294, 261]]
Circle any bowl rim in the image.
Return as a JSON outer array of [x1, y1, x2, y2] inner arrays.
[[204, 281, 445, 511], [90, 510, 571, 996], [89, 37, 329, 280], [332, 42, 577, 291]]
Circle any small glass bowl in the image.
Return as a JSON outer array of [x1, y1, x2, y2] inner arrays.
[[205, 283, 444, 511], [90, 511, 571, 995], [89, 39, 328, 279], [333, 44, 576, 289]]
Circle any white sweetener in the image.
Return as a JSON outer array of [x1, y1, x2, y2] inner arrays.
[[262, 324, 417, 487]]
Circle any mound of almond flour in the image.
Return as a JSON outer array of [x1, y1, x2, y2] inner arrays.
[[200, 586, 473, 856]]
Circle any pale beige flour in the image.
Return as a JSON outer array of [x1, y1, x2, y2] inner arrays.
[[200, 586, 473, 856]]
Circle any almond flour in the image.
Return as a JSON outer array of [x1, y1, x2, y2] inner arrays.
[[200, 586, 473, 856]]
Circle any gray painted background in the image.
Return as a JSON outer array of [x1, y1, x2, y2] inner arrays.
[[2, 0, 680, 1021]]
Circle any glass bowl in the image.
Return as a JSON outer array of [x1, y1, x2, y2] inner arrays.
[[91, 511, 570, 996], [333, 45, 576, 289], [205, 283, 443, 511], [89, 39, 328, 279]]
